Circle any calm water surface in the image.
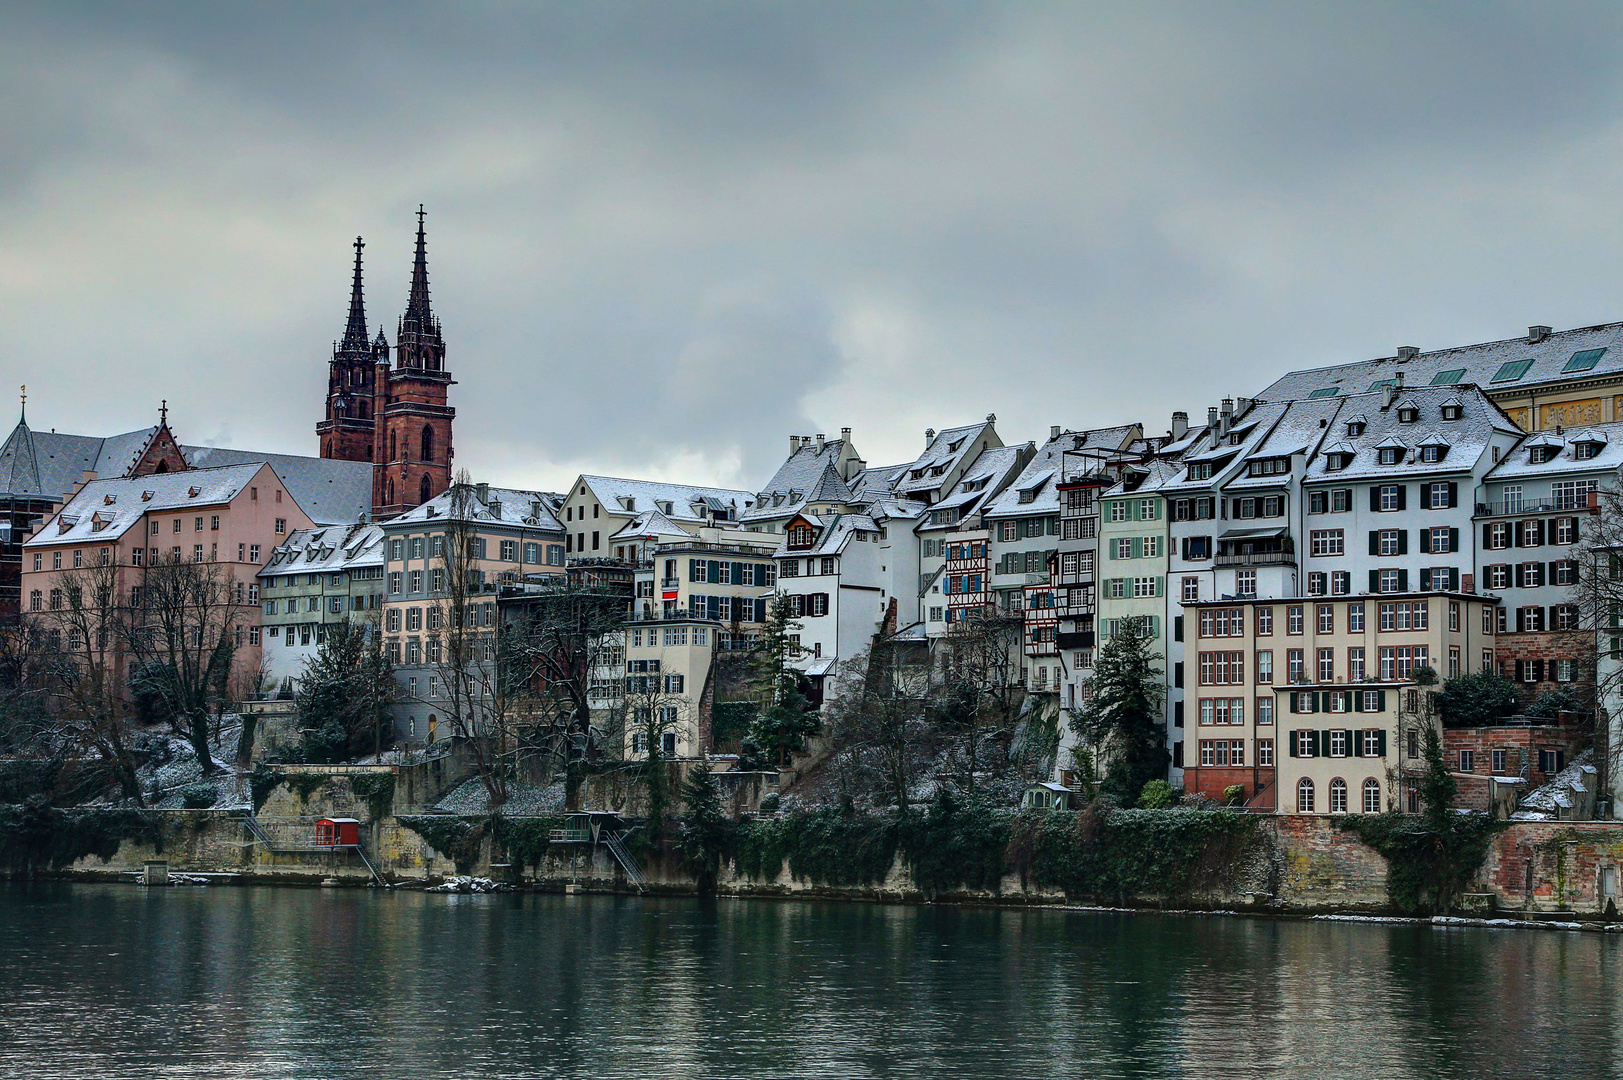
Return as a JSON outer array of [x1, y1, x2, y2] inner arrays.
[[1, 882, 1619, 1079]]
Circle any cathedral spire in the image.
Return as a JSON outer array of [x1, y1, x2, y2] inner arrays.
[[338, 236, 369, 357], [404, 205, 432, 328]]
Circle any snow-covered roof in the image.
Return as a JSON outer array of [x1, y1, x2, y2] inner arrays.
[[772, 512, 881, 558], [1256, 322, 1623, 402], [1224, 397, 1343, 491], [608, 508, 690, 541], [388, 485, 565, 530], [1299, 386, 1517, 485], [181, 445, 372, 525], [23, 464, 270, 547], [1485, 418, 1623, 481], [578, 474, 754, 525], [1513, 749, 1596, 818], [747, 438, 859, 520], [259, 523, 385, 578], [891, 421, 998, 498]]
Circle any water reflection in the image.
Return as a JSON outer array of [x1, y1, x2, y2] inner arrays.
[[1, 884, 1618, 1079]]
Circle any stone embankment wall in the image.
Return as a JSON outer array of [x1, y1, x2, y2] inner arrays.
[[61, 793, 1623, 920]]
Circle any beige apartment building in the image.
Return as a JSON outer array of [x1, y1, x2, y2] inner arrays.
[[1182, 590, 1499, 813]]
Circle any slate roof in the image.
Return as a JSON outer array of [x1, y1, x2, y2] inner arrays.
[[1223, 396, 1344, 492], [983, 425, 1140, 518], [258, 523, 385, 579], [771, 512, 881, 558], [1256, 322, 1623, 402], [578, 475, 755, 525], [388, 485, 565, 530], [608, 508, 691, 541], [21, 464, 267, 547], [917, 443, 1031, 530], [1159, 402, 1290, 495], [1299, 386, 1519, 484], [182, 445, 372, 525], [747, 438, 857, 520]]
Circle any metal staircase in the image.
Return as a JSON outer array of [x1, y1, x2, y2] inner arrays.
[[601, 829, 648, 892], [240, 813, 387, 887]]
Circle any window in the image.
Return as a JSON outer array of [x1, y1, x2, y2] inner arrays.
[[1378, 570, 1400, 594], [1317, 605, 1334, 633], [1258, 739, 1274, 766], [1348, 647, 1365, 681], [1329, 777, 1348, 813], [1539, 749, 1566, 773], [1182, 576, 1199, 602], [1298, 778, 1316, 813], [1287, 606, 1303, 635], [1330, 571, 1350, 595], [1310, 530, 1344, 557], [1377, 485, 1400, 512], [1377, 447, 1401, 466], [1377, 529, 1402, 557], [1197, 652, 1245, 685], [1287, 649, 1304, 683], [1235, 569, 1256, 598], [1564, 347, 1607, 372], [1256, 607, 1273, 635], [1491, 358, 1535, 383], [409, 569, 424, 593], [1491, 749, 1508, 774], [1199, 608, 1246, 637], [1318, 648, 1334, 682], [1256, 650, 1273, 684], [1484, 564, 1510, 590], [274, 518, 286, 534]]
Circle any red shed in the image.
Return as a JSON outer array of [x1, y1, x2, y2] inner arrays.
[[314, 818, 361, 847]]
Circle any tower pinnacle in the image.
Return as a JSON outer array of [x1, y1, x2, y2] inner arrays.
[[338, 236, 369, 356]]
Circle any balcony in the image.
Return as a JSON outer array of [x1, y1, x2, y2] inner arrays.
[[1214, 550, 1296, 567], [1475, 497, 1595, 517], [661, 578, 681, 588], [1056, 631, 1095, 650]]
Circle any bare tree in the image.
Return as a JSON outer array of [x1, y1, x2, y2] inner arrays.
[[124, 554, 244, 775], [39, 557, 146, 801], [823, 637, 937, 809], [1572, 486, 1623, 804], [935, 610, 1023, 791]]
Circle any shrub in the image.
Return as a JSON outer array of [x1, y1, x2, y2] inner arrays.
[[1137, 780, 1178, 809], [1222, 784, 1245, 807], [180, 784, 218, 810]]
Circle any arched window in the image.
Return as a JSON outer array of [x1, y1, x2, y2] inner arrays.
[[386, 480, 395, 506], [1298, 777, 1315, 813], [154, 461, 168, 474], [419, 475, 432, 505], [389, 431, 398, 461], [1330, 777, 1348, 814], [358, 399, 368, 420], [421, 425, 434, 463], [1363, 778, 1381, 814]]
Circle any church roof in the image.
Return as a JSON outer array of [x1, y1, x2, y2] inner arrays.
[[182, 445, 372, 526]]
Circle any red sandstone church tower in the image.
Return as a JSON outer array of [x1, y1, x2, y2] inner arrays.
[[317, 208, 456, 518]]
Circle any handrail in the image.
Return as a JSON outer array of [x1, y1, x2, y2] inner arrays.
[[601, 829, 648, 892]]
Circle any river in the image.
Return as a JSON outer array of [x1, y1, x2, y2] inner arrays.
[[1, 882, 1619, 1078]]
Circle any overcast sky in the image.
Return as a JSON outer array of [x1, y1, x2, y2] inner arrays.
[[6, 2, 1623, 492]]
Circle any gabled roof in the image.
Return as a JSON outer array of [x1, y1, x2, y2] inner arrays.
[[891, 421, 998, 497], [983, 425, 1138, 518], [577, 474, 754, 525], [1257, 322, 1623, 403], [1300, 385, 1518, 484], [182, 445, 372, 525], [388, 484, 564, 530], [259, 523, 385, 578], [772, 512, 881, 558], [1485, 418, 1623, 481], [22, 464, 270, 547], [608, 508, 689, 541], [747, 438, 856, 520]]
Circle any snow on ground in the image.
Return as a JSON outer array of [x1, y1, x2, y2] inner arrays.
[[431, 778, 568, 817]]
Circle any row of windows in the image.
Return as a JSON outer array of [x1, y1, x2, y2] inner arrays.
[[1196, 739, 1273, 767], [1482, 517, 1582, 549], [688, 595, 771, 623], [688, 559, 775, 586], [1202, 645, 1438, 686], [778, 557, 835, 578], [384, 603, 496, 633], [1289, 728, 1389, 758], [1199, 600, 1461, 638], [629, 626, 711, 648], [1296, 777, 1382, 814], [387, 535, 565, 566], [1482, 561, 1578, 589]]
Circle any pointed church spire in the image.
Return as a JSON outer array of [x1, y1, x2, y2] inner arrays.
[[403, 205, 432, 328], [0, 391, 42, 496], [338, 236, 369, 356]]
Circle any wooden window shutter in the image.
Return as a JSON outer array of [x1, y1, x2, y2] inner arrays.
[[1420, 568, 1431, 591], [1448, 481, 1458, 508], [1370, 487, 1381, 512], [1309, 731, 1320, 756], [1368, 569, 1380, 593], [1377, 690, 1386, 711], [1397, 530, 1408, 555], [1369, 531, 1380, 556], [1449, 527, 1459, 553], [1376, 730, 1387, 757], [1289, 730, 1299, 756], [1397, 485, 1407, 511], [1397, 569, 1408, 591], [1483, 523, 1493, 547], [1288, 695, 1299, 714]]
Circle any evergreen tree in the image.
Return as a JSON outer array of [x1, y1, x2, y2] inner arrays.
[[1435, 670, 1519, 728], [295, 620, 395, 763], [747, 594, 820, 767], [677, 764, 730, 894], [1071, 616, 1167, 805]]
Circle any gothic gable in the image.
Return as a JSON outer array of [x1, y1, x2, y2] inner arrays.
[[128, 425, 189, 477]]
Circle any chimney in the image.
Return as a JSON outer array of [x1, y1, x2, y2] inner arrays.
[[815, 433, 825, 452], [1221, 398, 1234, 416], [1171, 411, 1188, 440], [1207, 406, 1219, 428], [1396, 346, 1419, 361], [840, 426, 852, 443], [1236, 397, 1252, 415], [986, 413, 996, 424], [925, 427, 936, 446], [1528, 325, 1552, 344], [475, 482, 490, 505], [790, 435, 800, 456], [1050, 425, 1061, 440]]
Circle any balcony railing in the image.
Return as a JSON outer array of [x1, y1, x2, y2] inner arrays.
[[660, 578, 681, 588], [1476, 498, 1593, 516], [1214, 550, 1295, 567]]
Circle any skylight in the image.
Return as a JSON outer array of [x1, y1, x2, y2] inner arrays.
[[1308, 387, 1340, 398], [1367, 379, 1395, 392], [1490, 359, 1535, 383], [1429, 368, 1465, 385], [1563, 348, 1607, 373]]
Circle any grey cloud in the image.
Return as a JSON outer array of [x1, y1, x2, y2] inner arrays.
[[5, 3, 1623, 484]]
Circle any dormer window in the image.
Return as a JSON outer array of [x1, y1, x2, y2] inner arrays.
[[1440, 404, 1463, 421], [1529, 445, 1559, 464], [1326, 452, 1352, 471], [788, 525, 815, 548], [1420, 445, 1442, 463], [1575, 441, 1602, 460], [1228, 432, 1246, 446], [1346, 421, 1366, 437], [657, 500, 673, 514], [1397, 407, 1419, 424], [910, 469, 925, 480], [1247, 458, 1290, 477], [947, 438, 964, 452], [930, 465, 946, 476], [1378, 447, 1401, 465], [1187, 462, 1213, 481]]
